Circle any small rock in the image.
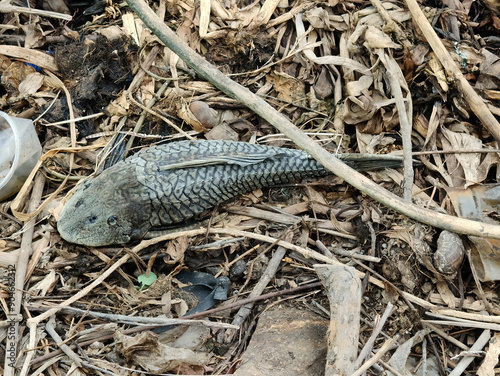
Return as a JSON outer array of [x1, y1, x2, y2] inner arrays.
[[234, 306, 328, 376]]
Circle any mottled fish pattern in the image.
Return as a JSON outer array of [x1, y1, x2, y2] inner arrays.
[[57, 140, 404, 246]]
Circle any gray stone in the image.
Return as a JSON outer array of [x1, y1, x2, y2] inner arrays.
[[234, 306, 328, 376]]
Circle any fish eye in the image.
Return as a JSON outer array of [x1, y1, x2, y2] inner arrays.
[[107, 216, 118, 226], [86, 215, 97, 224]]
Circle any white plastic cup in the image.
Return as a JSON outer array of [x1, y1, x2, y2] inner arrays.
[[0, 112, 42, 201]]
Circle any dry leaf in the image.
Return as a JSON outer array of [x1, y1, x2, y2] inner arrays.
[[355, 131, 396, 154], [164, 236, 190, 264], [28, 270, 57, 297], [363, 26, 402, 50], [411, 43, 430, 65], [95, 25, 127, 41], [387, 329, 430, 375], [106, 92, 130, 116], [18, 73, 44, 97], [313, 66, 335, 99], [436, 278, 456, 308], [477, 332, 500, 376], [205, 123, 239, 141], [177, 100, 207, 132], [345, 75, 373, 97], [42, 0, 70, 14], [21, 17, 46, 49], [303, 7, 349, 31], [428, 52, 449, 92], [344, 96, 376, 125], [476, 49, 500, 90], [115, 330, 211, 373], [266, 71, 306, 104], [447, 184, 500, 280], [440, 126, 483, 188]]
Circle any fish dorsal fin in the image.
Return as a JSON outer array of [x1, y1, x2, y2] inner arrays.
[[158, 152, 291, 171]]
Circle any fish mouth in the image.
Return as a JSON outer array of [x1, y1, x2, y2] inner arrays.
[[57, 218, 93, 246], [57, 223, 85, 245], [58, 223, 132, 247]]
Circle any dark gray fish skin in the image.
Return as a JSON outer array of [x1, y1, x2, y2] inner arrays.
[[57, 140, 404, 246]]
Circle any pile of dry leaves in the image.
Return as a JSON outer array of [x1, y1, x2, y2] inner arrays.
[[1, 0, 500, 374]]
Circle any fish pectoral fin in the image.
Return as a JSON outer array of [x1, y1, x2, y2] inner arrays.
[[145, 213, 228, 238]]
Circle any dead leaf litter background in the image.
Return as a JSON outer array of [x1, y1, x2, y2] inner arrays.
[[1, 0, 500, 374]]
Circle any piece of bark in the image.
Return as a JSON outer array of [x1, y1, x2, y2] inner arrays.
[[315, 264, 361, 376]]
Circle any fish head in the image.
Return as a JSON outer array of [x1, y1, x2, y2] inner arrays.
[[57, 165, 150, 246]]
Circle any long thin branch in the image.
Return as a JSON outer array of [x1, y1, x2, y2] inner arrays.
[[379, 52, 414, 202], [125, 0, 500, 239], [223, 232, 292, 343], [4, 173, 45, 376], [0, 1, 72, 20]]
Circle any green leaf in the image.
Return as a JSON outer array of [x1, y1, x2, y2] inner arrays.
[[137, 272, 157, 290]]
